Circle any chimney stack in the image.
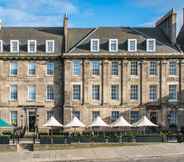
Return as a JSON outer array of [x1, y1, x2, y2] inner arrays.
[[155, 9, 176, 45], [63, 14, 68, 53]]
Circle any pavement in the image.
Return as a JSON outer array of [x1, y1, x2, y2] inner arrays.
[[0, 143, 184, 162]]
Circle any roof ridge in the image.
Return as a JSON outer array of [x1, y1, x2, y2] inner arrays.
[[68, 27, 99, 53]]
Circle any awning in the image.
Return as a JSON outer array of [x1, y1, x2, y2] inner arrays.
[[0, 118, 13, 128], [111, 116, 132, 127], [89, 116, 109, 127], [132, 116, 158, 127], [43, 116, 63, 127], [64, 117, 85, 128]]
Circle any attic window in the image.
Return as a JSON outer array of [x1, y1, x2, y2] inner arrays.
[[146, 39, 156, 52], [0, 40, 3, 53], [46, 40, 55, 53], [109, 39, 118, 52], [90, 39, 99, 52], [10, 40, 19, 53], [128, 39, 137, 52], [28, 40, 37, 53]]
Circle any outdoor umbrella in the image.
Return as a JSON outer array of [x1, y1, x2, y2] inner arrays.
[[111, 116, 132, 141], [64, 116, 85, 134], [89, 116, 109, 136], [43, 116, 63, 144], [132, 115, 158, 134]]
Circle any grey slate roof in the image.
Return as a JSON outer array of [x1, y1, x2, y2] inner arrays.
[[68, 27, 179, 53], [177, 25, 184, 51], [0, 27, 64, 54]]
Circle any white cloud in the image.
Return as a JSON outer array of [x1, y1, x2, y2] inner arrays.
[[0, 0, 78, 26]]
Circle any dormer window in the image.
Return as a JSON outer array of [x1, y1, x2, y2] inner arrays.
[[46, 40, 55, 53], [28, 40, 37, 53], [0, 40, 3, 53], [128, 39, 137, 52], [90, 39, 99, 52], [147, 39, 156, 52], [10, 40, 19, 53], [109, 39, 118, 52]]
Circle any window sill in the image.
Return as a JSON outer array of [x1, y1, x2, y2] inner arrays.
[[168, 99, 178, 102]]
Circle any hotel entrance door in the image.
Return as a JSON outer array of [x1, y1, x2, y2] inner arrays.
[[29, 111, 36, 132]]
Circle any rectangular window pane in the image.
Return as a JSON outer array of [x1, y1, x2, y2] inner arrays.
[[47, 63, 54, 75], [147, 39, 156, 52], [0, 40, 3, 53], [92, 111, 100, 121], [28, 63, 36, 75], [128, 39, 137, 52], [92, 85, 100, 100], [111, 61, 119, 75], [131, 111, 139, 123], [28, 40, 37, 53], [11, 111, 17, 126], [149, 61, 157, 75], [111, 111, 120, 122], [73, 84, 81, 100], [111, 85, 119, 100], [10, 40, 19, 53], [169, 61, 177, 75], [47, 111, 53, 120], [130, 61, 138, 75], [28, 85, 36, 101], [168, 111, 176, 126], [10, 62, 18, 76], [73, 111, 80, 119], [10, 85, 17, 101], [91, 39, 99, 52], [46, 40, 55, 53], [73, 60, 81, 75], [149, 85, 157, 101], [109, 39, 118, 52], [46, 85, 54, 101], [130, 85, 138, 100], [169, 84, 177, 101], [91, 61, 100, 75]]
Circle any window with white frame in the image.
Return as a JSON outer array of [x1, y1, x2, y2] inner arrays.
[[0, 40, 3, 53], [27, 85, 36, 101], [9, 62, 18, 76], [10, 40, 19, 53], [92, 111, 100, 121], [91, 61, 100, 75], [46, 40, 55, 53], [130, 85, 138, 100], [28, 63, 36, 75], [90, 39, 99, 52], [111, 111, 120, 122], [146, 39, 156, 52], [46, 85, 54, 101], [169, 61, 177, 76], [28, 40, 37, 53], [149, 85, 157, 101], [72, 60, 81, 76], [47, 62, 54, 75], [73, 111, 80, 119], [131, 111, 139, 123], [73, 84, 81, 100], [111, 84, 119, 100], [128, 39, 137, 52], [92, 85, 100, 100], [149, 61, 157, 75], [109, 39, 118, 52], [168, 111, 176, 126], [9, 85, 17, 101], [111, 61, 119, 75], [169, 84, 177, 101], [10, 111, 17, 126], [130, 61, 138, 75]]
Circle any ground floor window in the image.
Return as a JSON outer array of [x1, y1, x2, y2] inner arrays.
[[168, 111, 176, 126], [73, 111, 80, 119], [92, 111, 100, 121], [111, 111, 120, 122], [11, 111, 17, 126], [131, 111, 139, 124]]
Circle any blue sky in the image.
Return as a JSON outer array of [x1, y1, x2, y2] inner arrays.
[[0, 0, 183, 31]]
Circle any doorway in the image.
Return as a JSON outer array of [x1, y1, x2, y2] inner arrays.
[[150, 112, 158, 124], [28, 111, 36, 132]]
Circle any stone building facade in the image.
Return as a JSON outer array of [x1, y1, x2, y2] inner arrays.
[[0, 9, 184, 134]]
